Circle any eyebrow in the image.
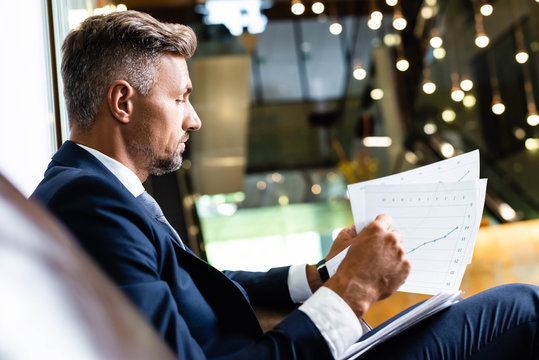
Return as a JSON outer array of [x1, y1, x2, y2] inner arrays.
[[175, 85, 192, 97]]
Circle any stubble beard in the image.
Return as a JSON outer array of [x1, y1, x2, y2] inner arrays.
[[128, 135, 184, 177], [148, 145, 183, 176]]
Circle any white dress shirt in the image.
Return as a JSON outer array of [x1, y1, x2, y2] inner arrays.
[[77, 143, 368, 359]]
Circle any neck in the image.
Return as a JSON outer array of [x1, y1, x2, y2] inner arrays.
[[70, 123, 150, 183]]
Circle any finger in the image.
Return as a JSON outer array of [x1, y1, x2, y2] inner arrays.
[[390, 229, 403, 243], [385, 231, 403, 250], [374, 214, 392, 230], [341, 224, 357, 237]]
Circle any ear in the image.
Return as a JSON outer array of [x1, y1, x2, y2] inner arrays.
[[107, 80, 134, 124]]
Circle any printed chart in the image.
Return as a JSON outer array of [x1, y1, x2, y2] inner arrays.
[[328, 150, 488, 295], [360, 181, 480, 295]]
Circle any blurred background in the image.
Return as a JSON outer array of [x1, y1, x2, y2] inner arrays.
[[0, 0, 538, 276]]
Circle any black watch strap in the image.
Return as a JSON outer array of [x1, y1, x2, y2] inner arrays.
[[316, 259, 330, 282]]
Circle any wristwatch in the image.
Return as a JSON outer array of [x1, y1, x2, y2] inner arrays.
[[316, 259, 330, 282]]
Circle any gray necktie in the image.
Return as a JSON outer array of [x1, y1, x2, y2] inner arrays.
[[137, 190, 185, 249]]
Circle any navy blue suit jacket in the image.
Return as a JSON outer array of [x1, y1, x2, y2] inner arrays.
[[31, 141, 332, 359]]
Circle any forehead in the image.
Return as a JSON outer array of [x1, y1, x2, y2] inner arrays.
[[155, 54, 190, 90]]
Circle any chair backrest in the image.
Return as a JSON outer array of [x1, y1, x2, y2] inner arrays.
[[0, 173, 178, 360]]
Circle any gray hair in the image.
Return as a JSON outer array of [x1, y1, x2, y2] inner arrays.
[[61, 10, 197, 129]]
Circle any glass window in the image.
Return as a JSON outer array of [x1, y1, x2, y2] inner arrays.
[[256, 21, 303, 102], [301, 17, 346, 101], [197, 169, 352, 271]]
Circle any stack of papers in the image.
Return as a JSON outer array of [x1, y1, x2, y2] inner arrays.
[[327, 150, 486, 359], [338, 291, 463, 360], [327, 150, 487, 295]]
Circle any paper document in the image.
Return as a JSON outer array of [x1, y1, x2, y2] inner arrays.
[[327, 150, 487, 295], [329, 151, 484, 360], [358, 180, 485, 294], [338, 291, 463, 360]]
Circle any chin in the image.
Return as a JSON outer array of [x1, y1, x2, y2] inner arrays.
[[149, 154, 183, 176]]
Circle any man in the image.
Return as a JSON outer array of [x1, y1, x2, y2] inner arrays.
[[32, 10, 537, 360]]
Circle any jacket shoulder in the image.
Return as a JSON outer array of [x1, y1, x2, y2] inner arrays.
[[32, 163, 126, 204]]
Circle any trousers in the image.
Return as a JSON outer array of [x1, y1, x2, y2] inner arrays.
[[358, 284, 538, 359]]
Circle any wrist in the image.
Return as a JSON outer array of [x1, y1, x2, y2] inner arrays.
[[306, 264, 324, 293]]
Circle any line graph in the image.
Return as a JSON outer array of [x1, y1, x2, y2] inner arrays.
[[352, 181, 480, 295], [458, 170, 470, 182], [346, 150, 486, 295], [407, 227, 459, 254]]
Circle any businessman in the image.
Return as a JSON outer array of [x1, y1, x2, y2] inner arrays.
[[32, 10, 538, 360]]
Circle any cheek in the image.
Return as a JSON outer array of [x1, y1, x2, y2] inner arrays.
[[164, 106, 183, 141]]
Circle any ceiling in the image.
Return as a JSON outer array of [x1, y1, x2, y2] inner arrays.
[[119, 0, 423, 24]]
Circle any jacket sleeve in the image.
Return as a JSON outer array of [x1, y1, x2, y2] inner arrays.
[[223, 267, 295, 307]]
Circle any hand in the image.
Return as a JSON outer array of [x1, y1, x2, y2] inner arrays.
[[325, 225, 357, 261], [305, 225, 357, 293], [324, 214, 411, 319]]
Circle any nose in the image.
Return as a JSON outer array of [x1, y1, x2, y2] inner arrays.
[[184, 101, 201, 131]]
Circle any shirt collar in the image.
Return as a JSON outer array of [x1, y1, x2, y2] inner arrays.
[[76, 143, 145, 197]]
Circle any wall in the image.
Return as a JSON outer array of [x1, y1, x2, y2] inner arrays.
[[0, 1, 56, 197]]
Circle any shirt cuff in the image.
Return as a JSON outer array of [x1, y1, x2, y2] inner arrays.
[[287, 264, 312, 303], [298, 286, 365, 359]]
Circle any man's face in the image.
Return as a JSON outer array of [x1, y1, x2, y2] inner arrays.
[[128, 54, 201, 176]]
